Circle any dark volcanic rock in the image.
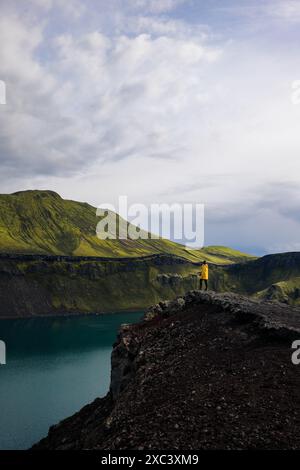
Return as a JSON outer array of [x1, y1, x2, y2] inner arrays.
[[33, 291, 300, 450]]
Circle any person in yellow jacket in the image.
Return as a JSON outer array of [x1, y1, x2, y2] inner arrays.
[[199, 260, 208, 290]]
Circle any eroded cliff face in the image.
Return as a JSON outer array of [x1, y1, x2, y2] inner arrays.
[[110, 324, 141, 400], [2, 251, 300, 318], [34, 291, 300, 450], [0, 254, 199, 317], [212, 252, 300, 297]]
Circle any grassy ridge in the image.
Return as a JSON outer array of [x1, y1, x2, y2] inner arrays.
[[0, 190, 254, 264], [255, 277, 300, 305], [208, 252, 300, 305], [195, 246, 256, 264]]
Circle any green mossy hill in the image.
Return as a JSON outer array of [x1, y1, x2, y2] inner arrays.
[[255, 277, 300, 306], [0, 190, 253, 263], [195, 245, 256, 264], [208, 251, 300, 305]]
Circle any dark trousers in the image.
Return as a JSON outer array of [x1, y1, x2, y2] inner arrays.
[[200, 279, 208, 290]]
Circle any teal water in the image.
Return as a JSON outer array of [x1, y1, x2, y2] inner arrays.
[[0, 312, 142, 450]]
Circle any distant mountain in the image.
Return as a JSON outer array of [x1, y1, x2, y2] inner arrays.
[[210, 251, 300, 305], [0, 190, 254, 264], [195, 245, 256, 264]]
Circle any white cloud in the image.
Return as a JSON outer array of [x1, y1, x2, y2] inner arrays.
[[0, 9, 220, 179], [128, 0, 188, 14], [122, 15, 207, 38], [28, 0, 53, 10], [1, 0, 85, 19], [271, 0, 300, 21], [218, 0, 300, 24]]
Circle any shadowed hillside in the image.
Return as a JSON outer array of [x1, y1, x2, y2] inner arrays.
[[209, 252, 300, 305], [0, 253, 201, 318]]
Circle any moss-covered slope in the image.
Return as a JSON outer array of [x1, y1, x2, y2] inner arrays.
[[208, 251, 300, 305], [0, 190, 254, 264], [255, 277, 300, 306]]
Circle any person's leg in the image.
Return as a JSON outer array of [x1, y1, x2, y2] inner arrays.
[[200, 279, 203, 290], [205, 280, 208, 291]]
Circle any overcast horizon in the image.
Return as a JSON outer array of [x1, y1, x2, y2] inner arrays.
[[1, 0, 300, 256]]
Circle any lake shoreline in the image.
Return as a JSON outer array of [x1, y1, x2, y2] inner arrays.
[[33, 292, 300, 450], [0, 311, 143, 449], [0, 308, 145, 321]]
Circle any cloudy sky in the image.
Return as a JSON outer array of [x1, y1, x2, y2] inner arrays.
[[1, 0, 300, 255]]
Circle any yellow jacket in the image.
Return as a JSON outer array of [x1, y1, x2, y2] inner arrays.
[[200, 264, 208, 280]]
